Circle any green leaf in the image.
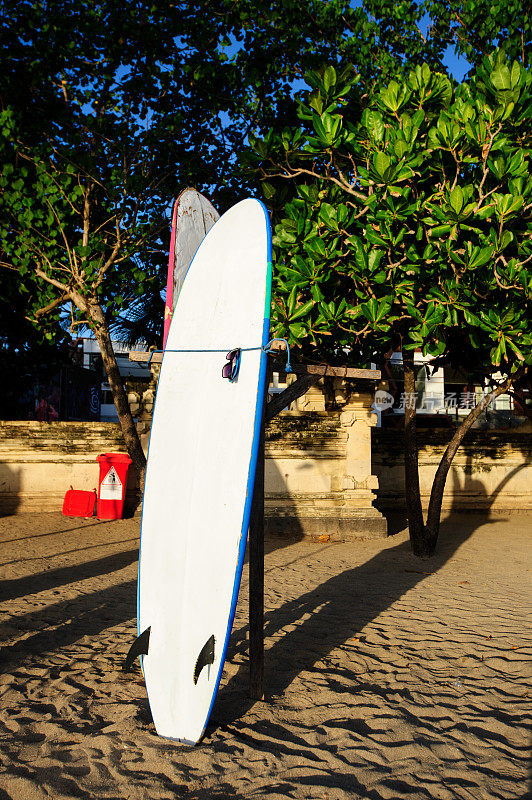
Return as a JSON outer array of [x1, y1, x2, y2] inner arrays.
[[365, 228, 388, 247], [364, 110, 384, 142], [499, 230, 513, 251], [469, 246, 494, 268], [319, 203, 338, 230], [429, 225, 453, 237], [506, 338, 525, 360], [449, 185, 464, 214], [297, 185, 319, 204], [490, 64, 511, 91], [360, 297, 392, 324], [394, 139, 408, 158], [291, 299, 314, 320], [373, 151, 391, 179], [323, 66, 337, 93], [262, 181, 276, 199], [308, 91, 324, 115], [368, 250, 384, 270]]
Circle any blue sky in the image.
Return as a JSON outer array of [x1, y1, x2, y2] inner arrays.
[[443, 49, 471, 82], [417, 11, 472, 81]]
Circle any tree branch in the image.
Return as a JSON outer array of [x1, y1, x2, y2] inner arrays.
[[32, 293, 69, 318], [264, 164, 368, 202]]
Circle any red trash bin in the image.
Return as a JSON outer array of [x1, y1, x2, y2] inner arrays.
[[96, 453, 132, 520]]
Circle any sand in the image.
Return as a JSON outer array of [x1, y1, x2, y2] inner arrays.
[[0, 511, 530, 800]]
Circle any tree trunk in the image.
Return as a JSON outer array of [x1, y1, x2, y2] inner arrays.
[[402, 355, 429, 556], [403, 368, 524, 558], [89, 302, 147, 480], [424, 374, 522, 545]]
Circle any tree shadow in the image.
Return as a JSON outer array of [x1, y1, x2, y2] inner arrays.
[[448, 442, 529, 516], [0, 535, 140, 568], [124, 463, 142, 517], [374, 428, 530, 535], [264, 425, 305, 551], [0, 576, 137, 671], [0, 517, 120, 545], [209, 454, 529, 780], [264, 423, 388, 547], [0, 548, 139, 602], [0, 462, 21, 516]]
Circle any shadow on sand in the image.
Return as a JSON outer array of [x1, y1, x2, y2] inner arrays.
[[0, 437, 529, 798], [205, 453, 529, 800]]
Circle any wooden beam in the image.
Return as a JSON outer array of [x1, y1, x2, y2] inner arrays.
[[289, 364, 380, 380], [265, 374, 321, 423], [129, 350, 161, 364], [129, 349, 381, 383]]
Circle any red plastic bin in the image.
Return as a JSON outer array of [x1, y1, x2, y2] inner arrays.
[[96, 453, 132, 520], [63, 488, 96, 518]]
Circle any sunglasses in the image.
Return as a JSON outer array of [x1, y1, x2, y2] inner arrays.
[[222, 348, 241, 382]]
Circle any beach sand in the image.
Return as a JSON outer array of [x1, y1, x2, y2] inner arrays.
[[0, 511, 530, 799]]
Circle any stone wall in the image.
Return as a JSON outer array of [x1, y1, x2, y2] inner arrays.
[[265, 404, 386, 541], [1, 417, 529, 523], [372, 428, 532, 512], [0, 421, 136, 515]]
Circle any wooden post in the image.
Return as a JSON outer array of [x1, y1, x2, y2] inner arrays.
[[249, 363, 269, 700]]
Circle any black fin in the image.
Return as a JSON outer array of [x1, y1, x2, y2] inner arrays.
[[194, 635, 215, 684], [124, 626, 151, 672]]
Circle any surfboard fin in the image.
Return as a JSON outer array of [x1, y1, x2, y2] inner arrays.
[[124, 627, 151, 672], [194, 635, 215, 684]]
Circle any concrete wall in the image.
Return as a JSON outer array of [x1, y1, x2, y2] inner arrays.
[[1, 418, 529, 523], [265, 408, 386, 540], [372, 429, 532, 512], [0, 421, 135, 515]]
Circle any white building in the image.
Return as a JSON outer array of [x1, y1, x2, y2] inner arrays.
[[77, 338, 151, 422]]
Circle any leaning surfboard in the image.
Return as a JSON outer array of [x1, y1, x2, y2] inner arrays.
[[163, 188, 219, 348], [136, 198, 271, 744]]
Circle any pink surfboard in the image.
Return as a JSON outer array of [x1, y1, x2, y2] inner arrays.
[[163, 188, 219, 347]]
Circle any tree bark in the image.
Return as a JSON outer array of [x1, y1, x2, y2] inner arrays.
[[402, 355, 428, 556], [402, 366, 525, 558], [89, 302, 147, 480], [424, 372, 523, 545]]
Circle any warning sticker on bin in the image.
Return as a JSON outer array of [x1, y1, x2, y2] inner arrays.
[[100, 466, 123, 500]]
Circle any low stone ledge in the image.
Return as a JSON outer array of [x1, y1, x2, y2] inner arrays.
[[265, 507, 388, 542]]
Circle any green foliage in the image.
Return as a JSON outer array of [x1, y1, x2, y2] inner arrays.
[[0, 0, 528, 344], [247, 51, 532, 378], [0, 104, 162, 338], [424, 0, 530, 70]]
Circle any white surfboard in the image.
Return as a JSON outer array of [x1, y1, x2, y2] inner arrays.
[[163, 188, 220, 348], [136, 198, 272, 744]]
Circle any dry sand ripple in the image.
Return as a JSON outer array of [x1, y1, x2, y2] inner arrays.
[[0, 512, 530, 799]]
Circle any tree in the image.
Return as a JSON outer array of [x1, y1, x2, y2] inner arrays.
[[0, 0, 528, 478], [0, 103, 166, 476], [246, 51, 532, 556], [0, 0, 430, 477], [423, 0, 530, 69]]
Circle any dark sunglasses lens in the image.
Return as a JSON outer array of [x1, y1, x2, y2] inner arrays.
[[223, 348, 241, 380]]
